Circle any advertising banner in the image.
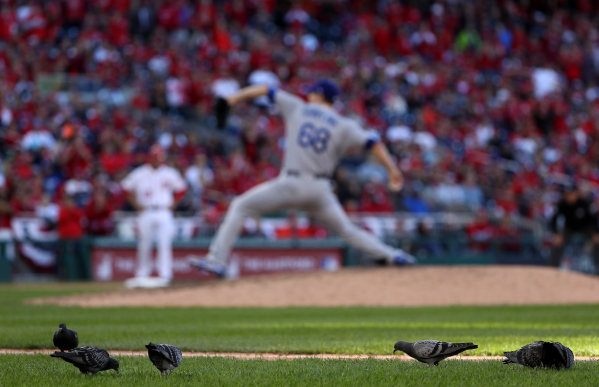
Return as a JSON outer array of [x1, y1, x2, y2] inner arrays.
[[92, 247, 342, 281]]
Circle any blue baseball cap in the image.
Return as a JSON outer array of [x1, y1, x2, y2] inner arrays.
[[308, 79, 340, 102]]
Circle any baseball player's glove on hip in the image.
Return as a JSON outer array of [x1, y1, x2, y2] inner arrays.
[[214, 97, 231, 129]]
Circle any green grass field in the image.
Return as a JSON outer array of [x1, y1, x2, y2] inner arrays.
[[1, 283, 598, 386], [3, 355, 599, 387]]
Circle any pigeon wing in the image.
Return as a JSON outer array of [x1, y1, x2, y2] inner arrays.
[[52, 330, 61, 347], [413, 340, 443, 358], [50, 351, 86, 366], [437, 342, 478, 357], [156, 344, 183, 367], [503, 343, 542, 367], [71, 330, 79, 345], [519, 341, 544, 367], [413, 340, 477, 359], [77, 347, 110, 369]]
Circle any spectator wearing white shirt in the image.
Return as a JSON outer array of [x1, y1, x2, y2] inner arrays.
[[386, 124, 413, 143], [165, 77, 188, 109], [532, 64, 562, 99], [185, 153, 214, 211], [1, 105, 12, 127], [35, 194, 60, 226], [64, 170, 93, 207], [412, 127, 437, 150], [211, 67, 240, 98], [21, 127, 56, 152], [248, 68, 280, 107]]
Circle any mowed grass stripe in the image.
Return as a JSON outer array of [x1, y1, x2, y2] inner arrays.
[[223, 321, 599, 329], [1, 354, 598, 387], [0, 284, 599, 355]]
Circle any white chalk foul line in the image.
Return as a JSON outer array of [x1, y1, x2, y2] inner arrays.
[[0, 349, 596, 361]]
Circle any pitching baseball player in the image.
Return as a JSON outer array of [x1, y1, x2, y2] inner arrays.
[[190, 79, 415, 277], [121, 145, 187, 288]]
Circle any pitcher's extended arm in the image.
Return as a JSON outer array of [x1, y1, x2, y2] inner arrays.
[[371, 142, 403, 192], [226, 85, 269, 106]]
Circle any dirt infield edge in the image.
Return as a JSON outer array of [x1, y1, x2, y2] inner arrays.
[[30, 266, 599, 308]]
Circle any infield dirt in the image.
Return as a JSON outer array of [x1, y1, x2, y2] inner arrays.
[[30, 265, 599, 308]]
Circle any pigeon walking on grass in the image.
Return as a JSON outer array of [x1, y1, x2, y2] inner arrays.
[[503, 341, 574, 369], [145, 343, 183, 375], [393, 340, 479, 366], [50, 346, 119, 375], [53, 323, 78, 352]]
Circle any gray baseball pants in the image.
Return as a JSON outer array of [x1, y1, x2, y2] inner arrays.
[[206, 175, 398, 264]]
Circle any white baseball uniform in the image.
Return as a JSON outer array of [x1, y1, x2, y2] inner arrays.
[[121, 164, 187, 280], [206, 88, 399, 265]]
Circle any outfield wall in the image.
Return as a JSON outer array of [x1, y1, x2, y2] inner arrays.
[[2, 235, 597, 282], [92, 238, 344, 281]]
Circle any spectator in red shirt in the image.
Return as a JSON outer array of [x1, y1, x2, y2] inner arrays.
[[99, 142, 130, 177], [466, 209, 497, 251], [495, 190, 519, 216], [360, 180, 394, 213], [57, 194, 89, 280], [59, 134, 93, 178], [10, 184, 38, 215], [0, 6, 18, 42], [0, 187, 12, 230], [63, 0, 86, 30], [495, 216, 521, 252], [58, 195, 84, 239], [85, 190, 114, 236], [275, 212, 328, 240]]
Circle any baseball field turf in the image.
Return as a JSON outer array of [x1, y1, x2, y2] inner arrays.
[[1, 283, 598, 386]]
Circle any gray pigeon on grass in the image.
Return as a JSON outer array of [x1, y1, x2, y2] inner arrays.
[[394, 340, 478, 366], [503, 341, 574, 369], [145, 343, 183, 375], [50, 346, 119, 375], [53, 323, 78, 352]]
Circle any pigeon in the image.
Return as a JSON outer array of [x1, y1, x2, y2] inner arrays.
[[50, 346, 119, 375], [393, 340, 479, 366], [503, 341, 574, 369], [53, 323, 78, 352], [145, 342, 183, 375]]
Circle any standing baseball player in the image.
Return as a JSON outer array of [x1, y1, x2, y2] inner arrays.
[[189, 79, 415, 278], [121, 145, 187, 288]]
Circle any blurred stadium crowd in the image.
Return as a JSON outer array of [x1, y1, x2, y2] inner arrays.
[[0, 0, 598, 240]]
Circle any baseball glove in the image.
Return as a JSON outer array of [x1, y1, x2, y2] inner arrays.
[[214, 97, 231, 129]]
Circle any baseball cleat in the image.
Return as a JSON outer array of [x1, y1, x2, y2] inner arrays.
[[188, 256, 227, 278], [124, 276, 171, 289], [393, 250, 417, 266]]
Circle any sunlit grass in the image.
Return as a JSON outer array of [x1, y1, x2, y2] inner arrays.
[[0, 283, 598, 356], [1, 354, 597, 387]]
